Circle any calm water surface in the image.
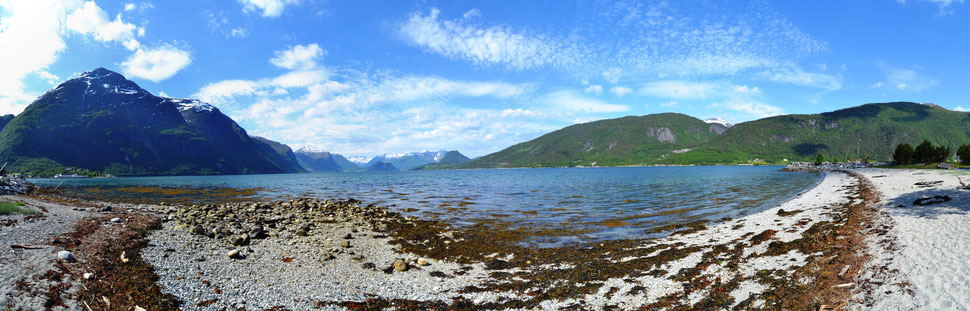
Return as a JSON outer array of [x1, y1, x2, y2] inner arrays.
[[32, 166, 820, 241]]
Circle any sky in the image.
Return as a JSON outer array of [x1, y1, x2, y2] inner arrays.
[[1, 0, 968, 157]]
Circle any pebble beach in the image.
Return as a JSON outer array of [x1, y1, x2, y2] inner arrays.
[[2, 168, 969, 309]]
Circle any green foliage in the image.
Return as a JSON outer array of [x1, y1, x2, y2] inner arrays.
[[894, 143, 914, 164], [815, 153, 824, 165], [958, 144, 970, 164], [462, 102, 970, 168], [0, 201, 34, 215]]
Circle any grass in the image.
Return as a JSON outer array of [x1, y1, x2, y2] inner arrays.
[[0, 201, 35, 215]]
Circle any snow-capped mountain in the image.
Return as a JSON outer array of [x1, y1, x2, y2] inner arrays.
[[703, 117, 733, 128], [346, 156, 372, 165]]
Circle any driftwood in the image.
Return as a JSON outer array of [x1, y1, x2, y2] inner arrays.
[[10, 244, 43, 249], [819, 302, 847, 311], [958, 176, 970, 190]]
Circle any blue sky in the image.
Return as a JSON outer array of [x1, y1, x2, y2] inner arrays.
[[1, 0, 968, 157]]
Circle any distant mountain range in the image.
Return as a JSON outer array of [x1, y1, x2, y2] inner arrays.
[[294, 149, 471, 172], [458, 102, 970, 168], [0, 68, 304, 176]]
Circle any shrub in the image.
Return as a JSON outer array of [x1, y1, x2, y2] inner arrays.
[[815, 153, 824, 165]]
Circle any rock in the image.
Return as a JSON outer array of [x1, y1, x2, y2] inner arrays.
[[190, 225, 206, 235], [110, 217, 122, 223], [393, 259, 408, 272], [98, 206, 113, 212], [57, 250, 76, 262], [83, 272, 95, 280], [295, 229, 308, 236], [323, 253, 336, 261], [230, 234, 250, 246], [343, 233, 353, 239], [340, 241, 350, 248], [417, 258, 429, 266], [228, 249, 242, 259]]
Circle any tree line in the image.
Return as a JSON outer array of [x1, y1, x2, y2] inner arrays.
[[892, 140, 970, 165]]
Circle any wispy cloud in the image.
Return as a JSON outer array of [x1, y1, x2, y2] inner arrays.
[[761, 65, 842, 90], [874, 65, 938, 92], [237, 0, 299, 18], [397, 8, 580, 70], [897, 0, 965, 15], [708, 100, 784, 118], [543, 90, 628, 113]]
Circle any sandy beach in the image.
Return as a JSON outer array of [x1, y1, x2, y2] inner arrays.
[[4, 167, 967, 310]]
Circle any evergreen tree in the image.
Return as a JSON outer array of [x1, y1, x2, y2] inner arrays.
[[914, 140, 934, 163], [894, 143, 914, 165], [815, 153, 824, 165]]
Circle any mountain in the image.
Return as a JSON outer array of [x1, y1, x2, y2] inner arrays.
[[462, 113, 728, 168], [294, 147, 359, 172], [0, 68, 304, 176], [364, 151, 449, 171], [365, 161, 399, 172], [411, 151, 471, 170], [251, 137, 306, 173], [459, 102, 970, 168], [667, 102, 970, 164]]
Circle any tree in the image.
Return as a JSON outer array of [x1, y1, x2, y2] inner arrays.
[[933, 145, 951, 163], [815, 153, 824, 165], [914, 140, 934, 163], [958, 144, 970, 164], [894, 143, 914, 165]]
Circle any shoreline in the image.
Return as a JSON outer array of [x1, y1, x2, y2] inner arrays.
[[2, 170, 884, 310]]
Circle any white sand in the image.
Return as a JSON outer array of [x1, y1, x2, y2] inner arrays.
[[852, 168, 970, 310]]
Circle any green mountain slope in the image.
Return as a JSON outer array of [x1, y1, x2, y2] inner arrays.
[[0, 68, 304, 176], [463, 113, 727, 168], [664, 102, 970, 164], [461, 102, 970, 168]]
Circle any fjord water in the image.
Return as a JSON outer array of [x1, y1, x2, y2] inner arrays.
[[32, 166, 819, 241]]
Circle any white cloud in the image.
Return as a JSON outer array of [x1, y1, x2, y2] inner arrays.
[[709, 100, 783, 118], [500, 108, 542, 118], [601, 68, 622, 83], [271, 70, 327, 88], [660, 101, 679, 108], [880, 66, 938, 92], [639, 81, 715, 99], [194, 80, 259, 103], [0, 0, 78, 114], [121, 45, 192, 82], [237, 0, 299, 18], [543, 90, 628, 113], [462, 8, 480, 19], [230, 27, 248, 38], [66, 1, 141, 50], [270, 44, 325, 70], [398, 8, 576, 70], [584, 85, 604, 95], [953, 106, 970, 112], [898, 0, 965, 14], [733, 85, 762, 95], [610, 86, 632, 97], [37, 71, 60, 84], [124, 3, 135, 11], [762, 66, 842, 90]]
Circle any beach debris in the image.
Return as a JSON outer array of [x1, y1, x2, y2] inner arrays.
[[958, 177, 970, 190], [110, 217, 121, 223], [83, 272, 95, 280], [913, 195, 951, 206], [10, 244, 42, 249], [393, 259, 409, 272], [818, 302, 847, 311], [839, 265, 851, 276], [120, 251, 129, 263], [57, 250, 76, 262], [832, 282, 855, 288], [135, 306, 146, 311], [417, 258, 430, 266], [914, 181, 943, 188], [101, 296, 111, 309]]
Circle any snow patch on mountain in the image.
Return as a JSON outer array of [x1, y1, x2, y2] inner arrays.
[[169, 98, 216, 113], [347, 156, 372, 165]]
